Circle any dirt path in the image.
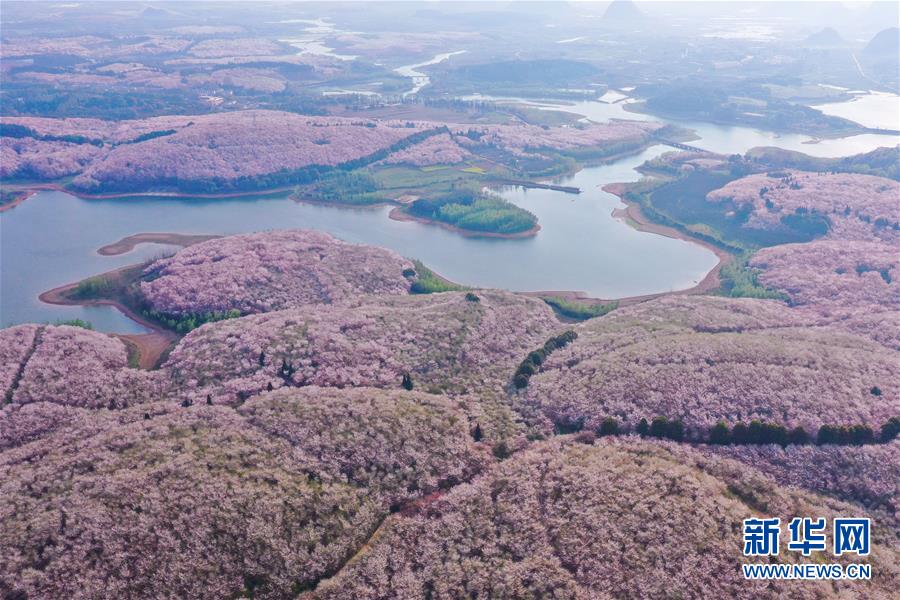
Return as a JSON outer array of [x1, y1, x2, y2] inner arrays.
[[98, 232, 221, 256], [116, 331, 179, 369], [4, 326, 45, 403], [301, 489, 451, 595]]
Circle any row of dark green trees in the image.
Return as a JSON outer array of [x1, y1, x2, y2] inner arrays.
[[513, 330, 578, 389], [560, 415, 900, 447], [1, 122, 178, 147]]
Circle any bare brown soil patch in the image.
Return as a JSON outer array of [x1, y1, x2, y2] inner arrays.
[[98, 232, 221, 255], [39, 263, 179, 370]]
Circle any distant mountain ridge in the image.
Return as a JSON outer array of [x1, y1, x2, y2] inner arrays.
[[803, 27, 845, 47], [601, 0, 647, 22], [863, 27, 900, 55]]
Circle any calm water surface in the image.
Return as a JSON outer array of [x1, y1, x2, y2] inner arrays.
[[811, 91, 900, 131], [3, 93, 896, 333], [1, 146, 717, 332]]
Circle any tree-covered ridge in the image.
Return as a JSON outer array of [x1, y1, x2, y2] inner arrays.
[[0, 387, 487, 599], [613, 148, 899, 346], [702, 442, 900, 520], [4, 2, 900, 596], [620, 147, 900, 253], [519, 296, 899, 434], [707, 170, 899, 244], [1, 111, 661, 194], [1, 221, 898, 598], [140, 230, 414, 317], [751, 241, 898, 312], [310, 438, 899, 600], [0, 112, 445, 191], [161, 289, 560, 402], [636, 80, 868, 135], [746, 145, 900, 181]]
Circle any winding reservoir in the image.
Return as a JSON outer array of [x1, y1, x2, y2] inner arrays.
[[3, 95, 897, 333], [1, 145, 716, 332]]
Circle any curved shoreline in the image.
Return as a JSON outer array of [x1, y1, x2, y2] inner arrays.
[[40, 231, 225, 366], [36, 211, 723, 364], [0, 190, 36, 213], [6, 183, 297, 202], [601, 182, 730, 298], [37, 200, 724, 351], [27, 155, 726, 345], [621, 102, 877, 139], [98, 232, 222, 256], [10, 184, 544, 240], [38, 269, 179, 370], [291, 196, 543, 240], [35, 231, 226, 369]]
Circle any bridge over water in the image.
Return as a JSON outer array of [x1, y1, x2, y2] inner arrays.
[[651, 136, 710, 153]]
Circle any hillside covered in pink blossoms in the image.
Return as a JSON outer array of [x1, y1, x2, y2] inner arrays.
[[0, 388, 487, 598], [11, 111, 433, 191], [751, 240, 898, 312], [702, 164, 900, 348], [519, 295, 899, 433], [702, 442, 900, 523], [454, 119, 662, 157], [4, 2, 900, 596], [311, 439, 899, 600], [749, 240, 900, 347], [2, 224, 898, 598], [707, 170, 899, 243], [2, 324, 165, 410], [1, 110, 661, 192], [378, 132, 473, 166], [141, 230, 414, 316], [161, 289, 561, 403]]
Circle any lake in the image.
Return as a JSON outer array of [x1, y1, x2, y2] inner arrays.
[[3, 94, 897, 333], [1, 145, 717, 333], [811, 91, 900, 132]]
